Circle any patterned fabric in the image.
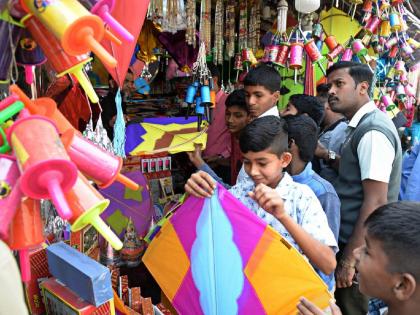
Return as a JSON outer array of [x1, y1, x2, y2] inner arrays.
[[229, 173, 338, 254]]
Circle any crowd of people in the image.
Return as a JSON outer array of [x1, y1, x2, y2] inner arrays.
[[186, 61, 420, 315]]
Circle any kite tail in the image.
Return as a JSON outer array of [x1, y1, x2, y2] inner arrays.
[[113, 88, 126, 158]]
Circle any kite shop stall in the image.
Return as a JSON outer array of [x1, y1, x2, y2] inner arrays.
[[0, 0, 418, 314]]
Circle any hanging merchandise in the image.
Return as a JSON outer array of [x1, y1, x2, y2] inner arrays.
[[348, 0, 364, 20], [225, 1, 236, 59], [161, 0, 186, 34], [238, 1, 248, 51], [185, 0, 196, 48], [199, 0, 211, 53], [214, 0, 224, 65], [248, 0, 261, 53], [277, 0, 288, 34], [295, 0, 320, 14], [147, 0, 163, 25]]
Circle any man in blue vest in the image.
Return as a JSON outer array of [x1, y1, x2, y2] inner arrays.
[[326, 61, 402, 315]]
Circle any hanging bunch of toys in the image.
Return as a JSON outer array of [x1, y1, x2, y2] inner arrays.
[[184, 42, 215, 131]]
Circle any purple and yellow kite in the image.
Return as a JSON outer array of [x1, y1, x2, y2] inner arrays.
[[143, 184, 332, 315]]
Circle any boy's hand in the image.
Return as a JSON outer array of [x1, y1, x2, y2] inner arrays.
[[187, 144, 205, 168], [297, 297, 342, 315], [248, 184, 286, 220], [185, 171, 216, 198]]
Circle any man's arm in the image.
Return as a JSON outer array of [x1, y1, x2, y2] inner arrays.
[[335, 180, 388, 288]]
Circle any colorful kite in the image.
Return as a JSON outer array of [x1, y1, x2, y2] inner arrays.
[[143, 184, 332, 315], [125, 117, 208, 156]]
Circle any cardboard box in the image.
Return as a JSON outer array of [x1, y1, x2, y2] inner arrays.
[[41, 278, 113, 315], [24, 246, 51, 315], [70, 224, 99, 260]]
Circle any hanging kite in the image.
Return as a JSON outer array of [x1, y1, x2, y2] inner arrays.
[[125, 116, 208, 155], [143, 184, 332, 315]]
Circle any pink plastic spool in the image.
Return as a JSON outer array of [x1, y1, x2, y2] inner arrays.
[[381, 95, 394, 108], [401, 42, 414, 57], [365, 16, 381, 34], [264, 45, 279, 63], [304, 39, 322, 62], [7, 115, 77, 220], [289, 42, 304, 69], [61, 129, 139, 190], [405, 84, 416, 97], [90, 0, 134, 42], [0, 94, 19, 111], [385, 37, 398, 50], [327, 44, 344, 61], [0, 155, 22, 240], [352, 39, 368, 56], [394, 60, 405, 75], [274, 43, 289, 67], [341, 48, 353, 61]]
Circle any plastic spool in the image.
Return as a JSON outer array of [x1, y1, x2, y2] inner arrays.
[[0, 101, 24, 125], [324, 35, 338, 51], [389, 13, 401, 32], [341, 48, 353, 61], [7, 198, 44, 282], [352, 39, 368, 56], [8, 115, 77, 220], [304, 39, 322, 62], [61, 129, 139, 191], [22, 15, 99, 103], [20, 0, 117, 67], [67, 173, 122, 250], [385, 37, 398, 50], [274, 43, 290, 67], [289, 42, 304, 69], [365, 16, 381, 34], [394, 60, 405, 75], [389, 45, 398, 58], [401, 42, 414, 57], [265, 45, 279, 63], [327, 44, 344, 61], [379, 20, 391, 37], [0, 155, 22, 240]]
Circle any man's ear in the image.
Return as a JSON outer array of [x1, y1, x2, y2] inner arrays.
[[393, 273, 417, 301], [280, 151, 293, 168], [359, 81, 370, 95], [272, 90, 280, 103]]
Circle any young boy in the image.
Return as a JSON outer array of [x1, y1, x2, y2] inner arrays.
[[235, 63, 281, 183], [185, 116, 337, 275], [285, 115, 341, 291], [188, 89, 251, 185], [297, 201, 420, 315]]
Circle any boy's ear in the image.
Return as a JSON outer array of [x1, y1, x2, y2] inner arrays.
[[393, 273, 417, 301], [280, 152, 292, 167], [272, 90, 280, 103]]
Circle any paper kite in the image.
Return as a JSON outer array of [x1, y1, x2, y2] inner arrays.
[[125, 117, 208, 156], [143, 184, 332, 315]]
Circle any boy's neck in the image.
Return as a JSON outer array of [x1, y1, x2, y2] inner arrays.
[[268, 172, 284, 189]]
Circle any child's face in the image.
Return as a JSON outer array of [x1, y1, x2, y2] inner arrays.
[[242, 148, 291, 188], [225, 106, 251, 134], [354, 234, 396, 302], [244, 85, 279, 118]]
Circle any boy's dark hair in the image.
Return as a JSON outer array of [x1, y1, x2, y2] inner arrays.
[[239, 116, 288, 156], [244, 63, 281, 93], [365, 201, 420, 280], [316, 83, 330, 104], [225, 89, 249, 113], [207, 63, 220, 79], [326, 61, 373, 88], [289, 94, 325, 126], [284, 115, 318, 162]]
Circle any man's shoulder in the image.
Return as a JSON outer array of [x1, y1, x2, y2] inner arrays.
[[308, 172, 338, 196]]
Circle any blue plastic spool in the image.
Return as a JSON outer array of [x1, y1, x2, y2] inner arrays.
[[185, 84, 197, 104], [195, 97, 205, 115], [200, 85, 211, 104], [389, 13, 400, 29]]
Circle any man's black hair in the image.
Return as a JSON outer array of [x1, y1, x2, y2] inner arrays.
[[284, 115, 318, 162], [225, 89, 249, 113], [289, 94, 325, 126], [207, 62, 220, 79], [239, 116, 288, 156], [365, 201, 420, 280], [244, 63, 281, 93], [326, 61, 373, 88]]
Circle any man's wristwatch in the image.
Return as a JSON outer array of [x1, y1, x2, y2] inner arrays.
[[327, 150, 336, 161]]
